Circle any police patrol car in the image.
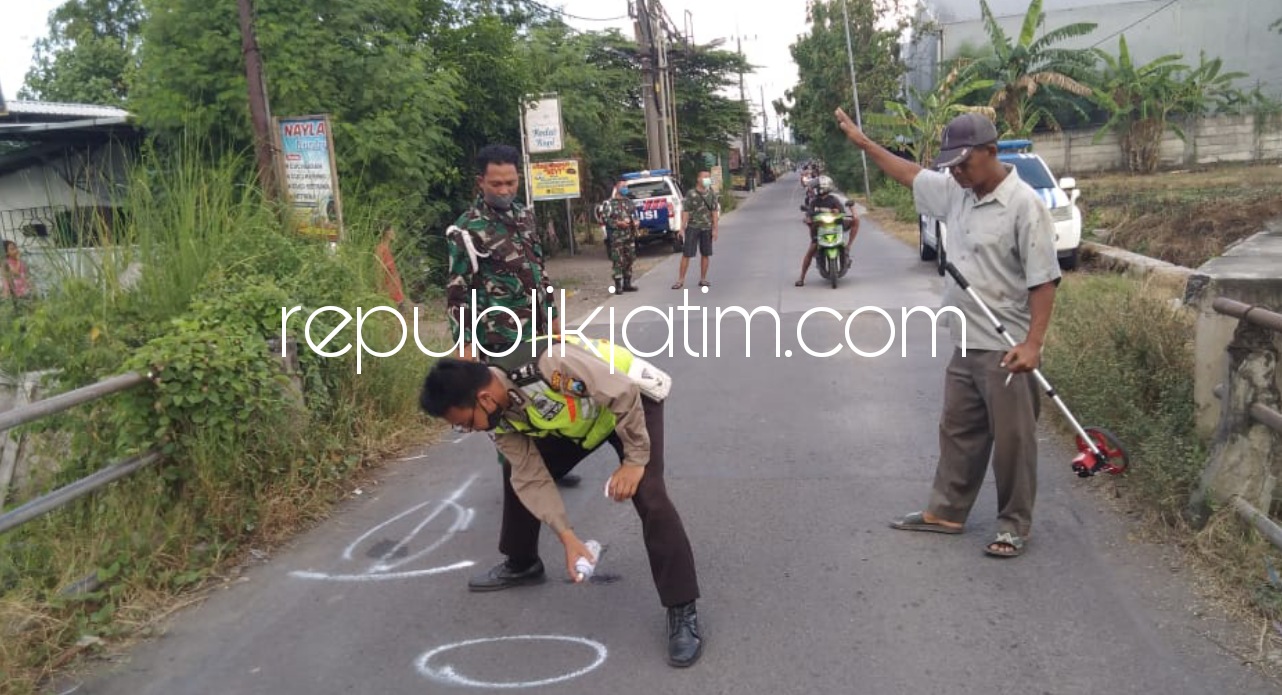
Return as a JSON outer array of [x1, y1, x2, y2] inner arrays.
[[619, 169, 685, 252], [918, 140, 1084, 273]]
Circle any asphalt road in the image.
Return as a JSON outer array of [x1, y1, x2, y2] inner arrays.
[[76, 172, 1281, 695]]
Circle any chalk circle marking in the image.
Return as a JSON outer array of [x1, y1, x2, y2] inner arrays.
[[415, 635, 608, 689]]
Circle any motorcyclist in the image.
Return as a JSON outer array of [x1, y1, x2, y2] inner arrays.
[[795, 175, 857, 287]]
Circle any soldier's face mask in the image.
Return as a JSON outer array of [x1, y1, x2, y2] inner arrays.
[[484, 191, 516, 210]]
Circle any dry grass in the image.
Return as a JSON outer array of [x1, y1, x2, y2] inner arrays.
[[1078, 162, 1282, 269], [1042, 270, 1282, 678]]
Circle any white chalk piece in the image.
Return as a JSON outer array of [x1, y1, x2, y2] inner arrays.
[[574, 540, 602, 582], [415, 635, 608, 689]]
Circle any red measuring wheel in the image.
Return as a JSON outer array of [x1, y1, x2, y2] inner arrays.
[[1072, 427, 1130, 478]]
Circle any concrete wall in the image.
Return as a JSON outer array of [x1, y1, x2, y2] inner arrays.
[[1027, 114, 1282, 175]]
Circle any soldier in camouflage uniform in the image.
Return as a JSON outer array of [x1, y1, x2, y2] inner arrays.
[[445, 143, 580, 489], [446, 144, 559, 359], [672, 170, 720, 289], [602, 180, 640, 293]]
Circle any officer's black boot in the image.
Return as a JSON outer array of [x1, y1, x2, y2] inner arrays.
[[613, 278, 623, 294], [623, 273, 639, 292], [666, 601, 703, 667]]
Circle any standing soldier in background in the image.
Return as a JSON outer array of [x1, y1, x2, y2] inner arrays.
[[445, 143, 578, 487], [445, 143, 560, 359], [602, 180, 640, 294]]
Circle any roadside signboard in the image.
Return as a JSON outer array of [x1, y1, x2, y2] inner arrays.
[[530, 160, 581, 201], [274, 114, 344, 242]]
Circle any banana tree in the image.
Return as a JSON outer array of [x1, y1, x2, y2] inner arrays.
[[865, 66, 995, 165], [1091, 35, 1246, 173], [963, 0, 1098, 138]]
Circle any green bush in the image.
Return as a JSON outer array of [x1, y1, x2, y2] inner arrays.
[[870, 180, 917, 223], [0, 146, 436, 693]]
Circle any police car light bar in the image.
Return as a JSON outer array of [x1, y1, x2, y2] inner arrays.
[[620, 169, 671, 180], [996, 140, 1033, 152]]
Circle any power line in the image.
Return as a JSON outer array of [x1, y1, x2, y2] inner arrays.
[[1090, 0, 1180, 48], [525, 0, 628, 23]]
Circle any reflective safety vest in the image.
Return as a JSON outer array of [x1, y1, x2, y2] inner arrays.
[[488, 335, 637, 450]]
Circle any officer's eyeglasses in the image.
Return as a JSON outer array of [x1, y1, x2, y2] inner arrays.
[[450, 398, 484, 434]]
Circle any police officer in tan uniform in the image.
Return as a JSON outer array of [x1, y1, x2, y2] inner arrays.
[[419, 337, 705, 668]]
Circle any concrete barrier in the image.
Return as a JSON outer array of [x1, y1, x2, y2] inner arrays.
[[1185, 221, 1282, 440]]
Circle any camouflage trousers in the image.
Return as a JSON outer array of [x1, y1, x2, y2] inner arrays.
[[609, 230, 637, 280]]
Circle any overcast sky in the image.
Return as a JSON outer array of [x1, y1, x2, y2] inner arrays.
[[2, 0, 814, 136], [0, 0, 61, 102]]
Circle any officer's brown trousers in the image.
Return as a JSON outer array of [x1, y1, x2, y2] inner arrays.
[[497, 397, 701, 608]]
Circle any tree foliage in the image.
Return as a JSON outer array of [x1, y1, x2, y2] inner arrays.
[[18, 0, 144, 105], [785, 0, 908, 194], [14, 0, 762, 264]]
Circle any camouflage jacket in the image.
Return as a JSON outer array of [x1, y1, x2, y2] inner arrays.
[[446, 196, 558, 351], [683, 187, 719, 229], [600, 197, 635, 232]]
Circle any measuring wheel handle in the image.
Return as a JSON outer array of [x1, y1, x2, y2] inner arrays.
[[1072, 427, 1131, 478]]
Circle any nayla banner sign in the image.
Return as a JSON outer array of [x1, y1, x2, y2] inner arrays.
[[276, 115, 344, 242], [524, 97, 564, 154], [530, 160, 581, 201]]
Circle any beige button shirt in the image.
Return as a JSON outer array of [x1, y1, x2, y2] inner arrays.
[[491, 343, 652, 535], [912, 164, 1062, 352]]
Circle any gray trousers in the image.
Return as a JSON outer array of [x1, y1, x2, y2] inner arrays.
[[926, 347, 1042, 537]]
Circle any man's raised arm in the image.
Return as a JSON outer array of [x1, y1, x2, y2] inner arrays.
[[834, 107, 923, 189]]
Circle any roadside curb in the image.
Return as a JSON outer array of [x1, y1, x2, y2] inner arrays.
[[1081, 240, 1194, 293]]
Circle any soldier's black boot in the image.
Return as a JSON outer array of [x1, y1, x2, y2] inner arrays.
[[613, 278, 624, 294], [623, 274, 639, 292], [666, 601, 703, 667]]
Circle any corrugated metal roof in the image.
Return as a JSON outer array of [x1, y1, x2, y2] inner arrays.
[[4, 101, 130, 119]]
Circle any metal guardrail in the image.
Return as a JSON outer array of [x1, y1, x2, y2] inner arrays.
[[1210, 297, 1282, 550], [0, 370, 158, 535]]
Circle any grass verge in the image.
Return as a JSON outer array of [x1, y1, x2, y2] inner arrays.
[[1043, 271, 1282, 649], [0, 146, 448, 694]]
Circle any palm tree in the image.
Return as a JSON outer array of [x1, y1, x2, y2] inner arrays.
[[962, 0, 1098, 137]]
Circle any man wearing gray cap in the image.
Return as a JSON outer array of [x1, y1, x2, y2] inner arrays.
[[833, 107, 1061, 559]]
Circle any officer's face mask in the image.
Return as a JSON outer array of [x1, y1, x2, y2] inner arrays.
[[701, 178, 712, 188], [452, 394, 504, 433]]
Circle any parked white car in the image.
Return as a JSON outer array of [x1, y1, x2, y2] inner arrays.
[[918, 140, 1083, 273], [618, 168, 685, 253]]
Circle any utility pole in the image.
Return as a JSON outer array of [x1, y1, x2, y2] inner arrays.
[[236, 0, 276, 202], [742, 36, 750, 185], [760, 84, 768, 172], [840, 0, 872, 202], [633, 0, 671, 172]]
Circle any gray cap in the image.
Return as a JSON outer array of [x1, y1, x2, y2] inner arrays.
[[933, 112, 998, 168]]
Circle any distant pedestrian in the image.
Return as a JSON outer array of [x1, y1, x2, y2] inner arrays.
[[2, 240, 32, 303], [672, 171, 720, 290], [375, 224, 406, 312]]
